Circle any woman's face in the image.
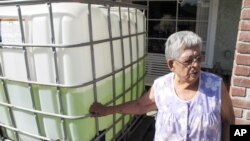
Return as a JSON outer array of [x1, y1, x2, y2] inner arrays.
[[173, 48, 202, 83]]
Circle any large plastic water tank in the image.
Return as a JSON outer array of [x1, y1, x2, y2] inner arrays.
[[0, 2, 146, 141]]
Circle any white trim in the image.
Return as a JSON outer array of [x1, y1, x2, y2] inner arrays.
[[203, 0, 219, 68]]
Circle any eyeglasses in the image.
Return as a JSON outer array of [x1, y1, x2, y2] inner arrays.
[[174, 55, 202, 67]]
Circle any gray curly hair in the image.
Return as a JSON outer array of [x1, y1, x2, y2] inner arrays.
[[165, 31, 202, 60]]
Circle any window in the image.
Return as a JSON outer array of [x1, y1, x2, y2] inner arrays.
[[133, 0, 218, 68]]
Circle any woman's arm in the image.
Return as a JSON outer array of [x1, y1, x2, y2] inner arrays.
[[89, 87, 157, 117], [221, 81, 235, 141]]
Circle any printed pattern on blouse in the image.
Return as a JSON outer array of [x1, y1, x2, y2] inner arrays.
[[153, 71, 222, 141]]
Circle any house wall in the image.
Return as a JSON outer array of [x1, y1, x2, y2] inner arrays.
[[214, 0, 241, 73], [230, 0, 250, 124]]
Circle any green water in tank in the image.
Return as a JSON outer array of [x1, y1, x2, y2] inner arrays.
[[0, 60, 145, 141]]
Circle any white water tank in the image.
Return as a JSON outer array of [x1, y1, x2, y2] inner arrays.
[[0, 2, 146, 141]]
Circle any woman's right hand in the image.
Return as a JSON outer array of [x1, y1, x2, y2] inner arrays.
[[89, 102, 110, 117]]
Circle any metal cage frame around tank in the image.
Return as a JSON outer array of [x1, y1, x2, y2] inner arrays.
[[0, 0, 147, 140]]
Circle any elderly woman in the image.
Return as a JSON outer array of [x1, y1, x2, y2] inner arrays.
[[90, 31, 235, 141]]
